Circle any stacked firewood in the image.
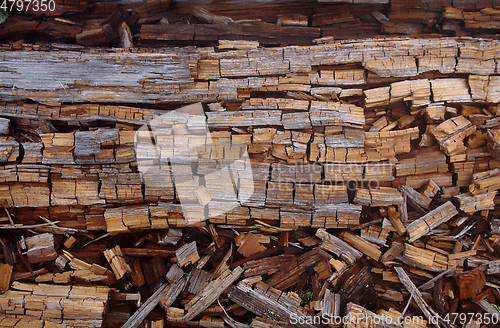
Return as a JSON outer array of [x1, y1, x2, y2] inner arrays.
[[1, 1, 500, 328]]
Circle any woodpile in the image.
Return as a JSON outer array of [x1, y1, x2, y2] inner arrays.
[[1, 1, 500, 328]]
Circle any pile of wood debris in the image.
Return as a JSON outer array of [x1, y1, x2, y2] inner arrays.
[[1, 1, 500, 328]]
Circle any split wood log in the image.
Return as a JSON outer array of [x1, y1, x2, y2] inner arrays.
[[103, 245, 132, 280], [340, 230, 381, 261], [122, 283, 169, 328], [403, 243, 449, 272], [387, 206, 406, 236], [395, 266, 443, 326], [400, 184, 432, 210], [469, 168, 500, 195], [176, 241, 200, 268], [183, 266, 243, 322], [454, 191, 496, 214], [160, 276, 187, 309], [405, 201, 458, 243], [316, 228, 362, 265]]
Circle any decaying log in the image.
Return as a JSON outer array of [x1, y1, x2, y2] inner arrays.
[[0, 38, 495, 105], [118, 22, 134, 49], [312, 204, 362, 229], [403, 243, 448, 271], [380, 236, 404, 265], [68, 256, 116, 285], [0, 118, 10, 134], [237, 233, 266, 257], [396, 149, 448, 177], [2, 3, 500, 328], [422, 179, 440, 198]]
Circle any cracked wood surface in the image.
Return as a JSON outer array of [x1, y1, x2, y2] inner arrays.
[[0, 37, 498, 105]]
